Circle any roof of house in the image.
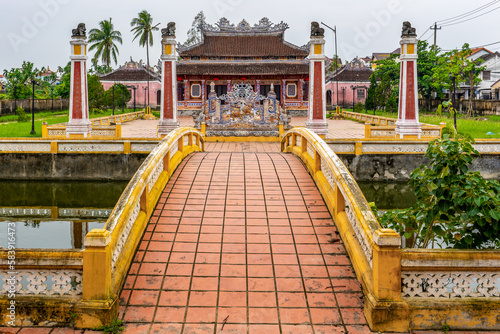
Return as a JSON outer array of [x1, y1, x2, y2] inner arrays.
[[491, 78, 500, 90], [177, 61, 309, 76], [470, 47, 493, 56], [327, 65, 372, 82], [372, 48, 401, 61], [99, 59, 159, 82], [479, 51, 500, 62], [178, 18, 308, 58]]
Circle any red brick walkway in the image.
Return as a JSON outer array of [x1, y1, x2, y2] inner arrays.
[[120, 152, 367, 334]]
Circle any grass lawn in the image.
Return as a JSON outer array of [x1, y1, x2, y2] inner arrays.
[[0, 108, 141, 138], [348, 109, 500, 139]]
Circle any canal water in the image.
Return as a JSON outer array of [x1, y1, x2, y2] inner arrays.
[[0, 180, 415, 250], [0, 181, 128, 249]]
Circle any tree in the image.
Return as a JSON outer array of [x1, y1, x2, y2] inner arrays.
[[55, 62, 71, 99], [185, 11, 206, 46], [104, 84, 131, 111], [3, 61, 40, 99], [417, 40, 443, 109], [88, 18, 123, 72], [368, 54, 400, 112], [380, 135, 500, 249], [88, 75, 106, 110], [432, 43, 485, 116], [130, 10, 159, 74], [130, 10, 159, 107]]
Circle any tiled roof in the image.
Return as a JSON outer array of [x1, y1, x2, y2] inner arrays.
[[177, 61, 309, 76], [327, 67, 372, 82], [99, 67, 159, 82], [178, 35, 308, 58], [479, 51, 500, 62], [471, 47, 492, 56]]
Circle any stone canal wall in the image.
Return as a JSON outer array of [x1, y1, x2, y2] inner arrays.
[[1, 151, 499, 181], [0, 153, 148, 180], [338, 154, 500, 181]]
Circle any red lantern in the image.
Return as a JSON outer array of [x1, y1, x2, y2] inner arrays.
[[241, 77, 247, 80], [213, 77, 219, 81], [305, 77, 309, 81]]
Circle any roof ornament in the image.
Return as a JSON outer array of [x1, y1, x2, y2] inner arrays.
[[162, 22, 176, 37], [401, 21, 416, 37], [210, 81, 215, 92], [201, 17, 289, 34], [72, 23, 86, 38], [310, 22, 324, 37]]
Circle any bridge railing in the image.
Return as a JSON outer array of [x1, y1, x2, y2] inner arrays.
[[81, 127, 204, 325], [282, 128, 405, 331]]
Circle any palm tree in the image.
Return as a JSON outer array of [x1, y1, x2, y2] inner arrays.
[[88, 18, 123, 72], [130, 10, 159, 107]]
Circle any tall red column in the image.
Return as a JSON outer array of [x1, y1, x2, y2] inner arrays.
[[66, 23, 91, 138], [395, 22, 422, 138], [158, 22, 179, 137], [306, 22, 328, 138]]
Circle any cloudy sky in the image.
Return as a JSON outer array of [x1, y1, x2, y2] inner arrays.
[[1, 0, 499, 72]]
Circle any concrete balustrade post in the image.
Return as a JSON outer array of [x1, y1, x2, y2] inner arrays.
[[367, 228, 409, 332], [83, 229, 111, 301]]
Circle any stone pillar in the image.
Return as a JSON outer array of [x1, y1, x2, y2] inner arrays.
[[395, 21, 422, 139], [299, 79, 304, 105], [158, 22, 179, 137], [306, 22, 328, 138], [183, 80, 189, 102], [66, 23, 91, 138]]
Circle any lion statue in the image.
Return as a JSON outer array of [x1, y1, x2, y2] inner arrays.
[[72, 23, 86, 37], [311, 22, 324, 37], [162, 22, 176, 37]]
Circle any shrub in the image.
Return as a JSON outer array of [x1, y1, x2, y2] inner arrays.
[[16, 106, 29, 122], [354, 102, 364, 113], [379, 135, 500, 249]]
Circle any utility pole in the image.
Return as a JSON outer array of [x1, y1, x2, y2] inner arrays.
[[321, 22, 338, 108], [430, 22, 441, 51]]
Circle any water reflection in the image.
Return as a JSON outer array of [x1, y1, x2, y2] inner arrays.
[[357, 181, 416, 210], [0, 181, 127, 250]]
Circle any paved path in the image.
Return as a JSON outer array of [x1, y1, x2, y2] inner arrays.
[[121, 117, 365, 139], [121, 152, 369, 334]]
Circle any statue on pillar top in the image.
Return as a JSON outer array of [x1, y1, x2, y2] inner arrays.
[[310, 22, 324, 37], [401, 21, 416, 37], [162, 22, 176, 37], [72, 23, 86, 38]]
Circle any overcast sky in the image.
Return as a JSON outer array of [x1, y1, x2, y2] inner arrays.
[[1, 0, 499, 73]]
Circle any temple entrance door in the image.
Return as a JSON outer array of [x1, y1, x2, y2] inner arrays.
[[326, 90, 332, 107], [157, 90, 161, 107]]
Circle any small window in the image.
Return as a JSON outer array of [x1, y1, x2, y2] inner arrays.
[[286, 83, 297, 98], [357, 89, 365, 99], [483, 71, 491, 81], [191, 84, 201, 98]]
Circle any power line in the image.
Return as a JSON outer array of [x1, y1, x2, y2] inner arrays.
[[442, 40, 500, 52], [441, 5, 500, 26], [437, 0, 500, 24]]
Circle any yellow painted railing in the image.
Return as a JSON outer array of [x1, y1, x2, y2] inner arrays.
[[281, 127, 406, 331], [89, 110, 145, 126], [282, 128, 500, 332]]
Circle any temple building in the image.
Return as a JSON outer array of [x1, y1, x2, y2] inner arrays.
[[176, 18, 310, 115], [99, 58, 161, 109]]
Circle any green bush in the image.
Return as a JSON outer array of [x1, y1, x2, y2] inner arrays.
[[379, 135, 500, 249], [354, 102, 364, 113], [16, 106, 29, 122]]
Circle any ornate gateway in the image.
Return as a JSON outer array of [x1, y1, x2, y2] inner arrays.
[[195, 82, 290, 137]]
